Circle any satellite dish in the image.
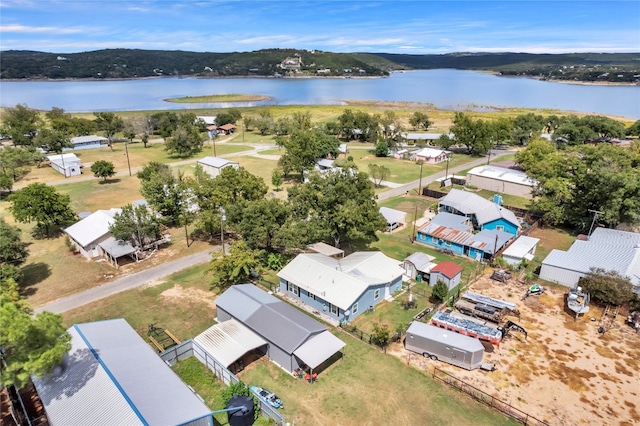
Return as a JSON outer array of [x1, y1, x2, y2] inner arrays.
[[345, 310, 350, 316]]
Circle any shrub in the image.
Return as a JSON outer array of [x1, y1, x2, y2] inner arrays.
[[432, 280, 449, 302]]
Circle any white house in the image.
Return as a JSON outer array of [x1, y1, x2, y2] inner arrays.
[[466, 165, 537, 198], [412, 147, 451, 164], [47, 153, 82, 177], [540, 228, 640, 294], [197, 156, 239, 178], [69, 135, 108, 150], [64, 208, 121, 259]]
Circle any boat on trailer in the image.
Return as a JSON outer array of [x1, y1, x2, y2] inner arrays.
[[567, 286, 590, 318]]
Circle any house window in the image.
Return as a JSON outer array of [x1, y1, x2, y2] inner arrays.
[[330, 304, 339, 316], [496, 225, 505, 231], [445, 240, 451, 246], [374, 289, 380, 300], [352, 303, 359, 315], [309, 292, 316, 300], [432, 237, 437, 243], [287, 282, 299, 296]]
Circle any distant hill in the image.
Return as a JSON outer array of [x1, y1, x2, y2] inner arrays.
[[1, 49, 638, 83]]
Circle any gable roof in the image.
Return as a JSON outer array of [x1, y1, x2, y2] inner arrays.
[[431, 261, 462, 279], [215, 284, 327, 354], [70, 135, 108, 145], [277, 252, 404, 310], [218, 123, 236, 131], [404, 252, 437, 272], [439, 188, 520, 228], [47, 153, 80, 167], [64, 208, 121, 247], [542, 227, 640, 287], [466, 165, 537, 186], [194, 319, 268, 367], [197, 156, 238, 169], [503, 235, 540, 259], [380, 207, 406, 224], [32, 319, 212, 426], [414, 147, 450, 158], [306, 242, 344, 257]]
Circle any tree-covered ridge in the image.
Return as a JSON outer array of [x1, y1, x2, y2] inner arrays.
[[0, 48, 388, 79], [2, 49, 638, 82]]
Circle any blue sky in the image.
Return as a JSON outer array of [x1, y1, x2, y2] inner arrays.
[[1, 1, 639, 54]]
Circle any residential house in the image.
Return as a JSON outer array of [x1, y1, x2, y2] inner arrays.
[[465, 165, 537, 198], [402, 132, 453, 145], [47, 153, 82, 177], [32, 319, 213, 426], [412, 147, 451, 164], [403, 252, 437, 280], [380, 207, 406, 232], [197, 156, 239, 178], [539, 228, 640, 294], [215, 284, 345, 374], [501, 236, 540, 267], [64, 208, 121, 259], [69, 135, 108, 150], [416, 212, 514, 260], [438, 188, 521, 236], [277, 252, 404, 322], [217, 123, 236, 135], [429, 262, 463, 291]]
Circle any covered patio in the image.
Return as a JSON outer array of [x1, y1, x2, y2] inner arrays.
[[292, 330, 346, 382], [99, 237, 138, 268]]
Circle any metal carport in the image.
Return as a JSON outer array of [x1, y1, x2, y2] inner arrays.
[[293, 330, 346, 370], [194, 319, 268, 367]]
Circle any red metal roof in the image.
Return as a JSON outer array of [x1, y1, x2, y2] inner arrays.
[[431, 261, 462, 279]]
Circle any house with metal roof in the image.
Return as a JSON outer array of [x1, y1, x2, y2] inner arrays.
[[438, 188, 521, 236], [465, 165, 537, 198], [429, 262, 463, 290], [416, 212, 514, 260], [403, 252, 437, 280], [64, 208, 121, 259], [540, 228, 640, 294], [412, 147, 451, 164], [215, 284, 346, 374], [47, 153, 82, 177], [197, 156, 239, 178], [69, 135, 108, 150], [32, 319, 213, 426], [277, 252, 404, 323]]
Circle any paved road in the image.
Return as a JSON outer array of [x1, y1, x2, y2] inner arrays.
[[377, 154, 494, 201], [34, 248, 214, 314]]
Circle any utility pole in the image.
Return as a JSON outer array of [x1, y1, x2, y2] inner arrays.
[[417, 161, 424, 196], [411, 204, 418, 243], [125, 141, 132, 176], [587, 209, 603, 239]]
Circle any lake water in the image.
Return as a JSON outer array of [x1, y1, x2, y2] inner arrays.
[[1, 69, 638, 119]]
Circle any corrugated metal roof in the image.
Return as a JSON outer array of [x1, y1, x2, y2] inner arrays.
[[277, 252, 404, 310], [33, 319, 212, 426], [419, 223, 475, 245], [431, 262, 462, 279], [194, 319, 267, 367], [71, 135, 108, 144], [404, 252, 436, 272], [216, 285, 327, 354], [380, 207, 406, 224], [468, 229, 513, 254], [502, 236, 540, 259], [64, 209, 121, 247], [431, 212, 473, 231], [406, 321, 484, 352], [306, 242, 344, 257], [47, 153, 81, 167], [542, 228, 640, 286], [466, 165, 536, 186], [439, 189, 520, 229], [292, 330, 346, 369], [414, 147, 451, 158]]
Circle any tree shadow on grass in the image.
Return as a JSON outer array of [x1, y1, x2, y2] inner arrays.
[[98, 178, 122, 184], [19, 262, 52, 297]]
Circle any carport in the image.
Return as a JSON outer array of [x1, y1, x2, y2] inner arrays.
[[293, 330, 346, 379], [99, 237, 138, 268], [194, 319, 268, 370]]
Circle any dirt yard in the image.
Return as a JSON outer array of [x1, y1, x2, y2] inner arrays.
[[387, 277, 640, 426]]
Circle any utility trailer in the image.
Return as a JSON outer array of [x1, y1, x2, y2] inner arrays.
[[454, 299, 504, 323], [405, 321, 489, 370]]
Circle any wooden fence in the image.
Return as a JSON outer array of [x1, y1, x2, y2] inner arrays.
[[432, 367, 549, 425]]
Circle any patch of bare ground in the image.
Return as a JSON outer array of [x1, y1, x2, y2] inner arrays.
[[160, 285, 217, 309], [389, 275, 640, 425]]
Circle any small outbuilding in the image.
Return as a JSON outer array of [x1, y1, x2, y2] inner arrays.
[[501, 235, 540, 266], [32, 319, 213, 426], [47, 153, 82, 177], [197, 156, 239, 178], [403, 252, 437, 280], [380, 206, 407, 232], [429, 261, 463, 291]]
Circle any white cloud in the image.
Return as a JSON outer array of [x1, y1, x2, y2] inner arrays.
[[0, 24, 83, 34]]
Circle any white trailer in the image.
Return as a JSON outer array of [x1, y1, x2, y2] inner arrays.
[[405, 321, 485, 370]]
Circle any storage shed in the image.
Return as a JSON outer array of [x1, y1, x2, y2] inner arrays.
[[197, 156, 239, 178], [32, 319, 213, 426], [429, 262, 463, 291], [465, 165, 537, 198], [403, 252, 437, 280], [47, 153, 81, 177], [501, 235, 540, 266]]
